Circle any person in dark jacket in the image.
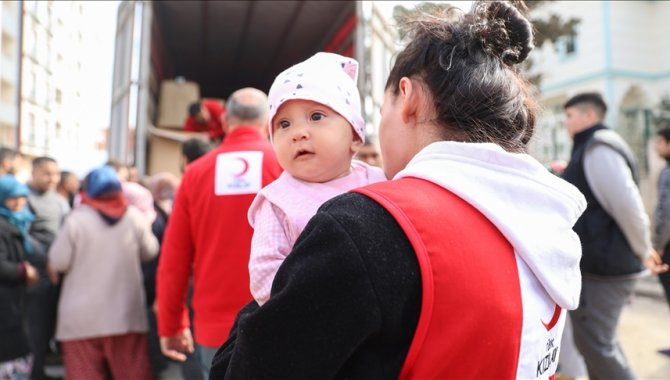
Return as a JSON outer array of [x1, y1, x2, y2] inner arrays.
[[562, 93, 667, 379], [209, 2, 589, 378], [0, 175, 39, 378], [653, 127, 670, 308]]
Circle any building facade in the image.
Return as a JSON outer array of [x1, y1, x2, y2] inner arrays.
[[0, 0, 22, 147], [20, 0, 87, 158], [528, 0, 670, 208]]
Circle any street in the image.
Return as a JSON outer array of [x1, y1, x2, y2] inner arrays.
[[620, 276, 670, 379]]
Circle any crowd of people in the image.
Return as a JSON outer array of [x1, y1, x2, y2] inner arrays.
[[1, 1, 669, 379]]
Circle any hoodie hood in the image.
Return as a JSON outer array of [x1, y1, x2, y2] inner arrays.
[[396, 141, 586, 309]]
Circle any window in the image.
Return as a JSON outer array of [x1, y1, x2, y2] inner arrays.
[[28, 113, 36, 144], [1, 32, 14, 58], [2, 1, 15, 13], [0, 80, 14, 103], [29, 72, 37, 100], [556, 34, 578, 60]]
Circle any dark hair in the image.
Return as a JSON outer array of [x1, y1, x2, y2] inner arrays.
[[189, 102, 202, 117], [32, 156, 56, 168], [182, 138, 212, 164], [0, 146, 18, 162], [386, 0, 537, 153], [563, 92, 608, 119], [58, 171, 75, 185], [657, 127, 670, 142]]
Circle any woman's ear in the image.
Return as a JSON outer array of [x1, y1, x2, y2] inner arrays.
[[398, 77, 419, 125]]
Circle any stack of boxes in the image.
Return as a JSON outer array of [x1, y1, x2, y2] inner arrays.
[[149, 79, 212, 176]]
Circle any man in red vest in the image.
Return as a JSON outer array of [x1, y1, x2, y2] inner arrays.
[[157, 88, 282, 378], [184, 99, 226, 144]]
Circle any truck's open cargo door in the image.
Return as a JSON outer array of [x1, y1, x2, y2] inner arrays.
[[109, 1, 153, 174], [109, 1, 135, 165]]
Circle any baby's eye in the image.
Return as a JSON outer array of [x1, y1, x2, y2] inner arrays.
[[310, 112, 325, 121], [277, 120, 291, 129]]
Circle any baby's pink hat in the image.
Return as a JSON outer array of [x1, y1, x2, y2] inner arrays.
[[267, 52, 365, 142]]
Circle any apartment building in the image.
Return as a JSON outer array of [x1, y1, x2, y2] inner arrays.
[[0, 0, 21, 147], [528, 1, 670, 208]]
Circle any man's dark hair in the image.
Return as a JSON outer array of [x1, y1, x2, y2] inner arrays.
[[32, 156, 56, 168], [58, 171, 75, 186], [189, 102, 202, 117], [182, 138, 212, 164], [563, 92, 608, 119], [0, 146, 18, 162], [658, 127, 670, 142]]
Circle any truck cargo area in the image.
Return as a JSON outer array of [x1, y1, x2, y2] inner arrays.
[[110, 1, 397, 176], [152, 1, 356, 98]]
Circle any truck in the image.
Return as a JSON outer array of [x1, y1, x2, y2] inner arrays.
[[109, 1, 398, 177]]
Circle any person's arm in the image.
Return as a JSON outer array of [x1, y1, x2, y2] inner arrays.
[[212, 209, 383, 378], [135, 211, 159, 262], [47, 215, 75, 274], [654, 167, 670, 251], [584, 144, 652, 260], [156, 175, 194, 361], [0, 234, 28, 283], [248, 200, 292, 305], [210, 192, 421, 379]]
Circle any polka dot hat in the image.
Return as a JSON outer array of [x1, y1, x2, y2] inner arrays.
[[267, 52, 365, 142]]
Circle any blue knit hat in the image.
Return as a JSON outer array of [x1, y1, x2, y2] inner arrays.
[[0, 175, 30, 204], [85, 166, 122, 198]]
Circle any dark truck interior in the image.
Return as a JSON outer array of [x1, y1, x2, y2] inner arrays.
[[151, 1, 356, 99]]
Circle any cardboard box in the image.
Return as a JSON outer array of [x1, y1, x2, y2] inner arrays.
[[147, 126, 208, 177], [156, 79, 200, 129]]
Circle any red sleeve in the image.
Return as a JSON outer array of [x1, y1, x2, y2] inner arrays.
[[156, 171, 194, 337], [204, 100, 223, 120], [184, 117, 202, 132]]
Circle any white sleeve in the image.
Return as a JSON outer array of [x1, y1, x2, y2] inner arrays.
[[584, 144, 652, 260]]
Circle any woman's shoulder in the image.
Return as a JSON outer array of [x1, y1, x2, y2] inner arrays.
[[0, 217, 18, 235]]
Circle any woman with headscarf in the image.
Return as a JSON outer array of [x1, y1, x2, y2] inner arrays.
[[0, 175, 39, 378], [47, 166, 159, 380]]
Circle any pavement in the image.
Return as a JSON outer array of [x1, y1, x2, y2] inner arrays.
[[619, 275, 670, 380]]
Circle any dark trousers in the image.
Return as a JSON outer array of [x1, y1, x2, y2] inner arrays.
[[660, 247, 670, 309], [26, 277, 59, 379]]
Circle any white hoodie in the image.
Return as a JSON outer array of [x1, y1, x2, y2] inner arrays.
[[396, 141, 587, 378]]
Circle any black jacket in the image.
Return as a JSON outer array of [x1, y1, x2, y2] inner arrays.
[[562, 124, 645, 276], [0, 217, 32, 362], [210, 192, 421, 379]]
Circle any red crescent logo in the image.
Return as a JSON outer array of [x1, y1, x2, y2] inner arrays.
[[541, 304, 562, 331], [232, 157, 250, 177]]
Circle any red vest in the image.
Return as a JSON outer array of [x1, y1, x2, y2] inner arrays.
[[355, 177, 525, 379]]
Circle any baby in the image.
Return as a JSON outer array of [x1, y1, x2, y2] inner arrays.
[[248, 52, 387, 305]]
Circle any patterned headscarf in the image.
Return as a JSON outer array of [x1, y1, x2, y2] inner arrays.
[[0, 175, 34, 253]]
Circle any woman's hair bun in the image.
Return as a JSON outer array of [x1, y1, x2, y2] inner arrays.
[[470, 0, 534, 66]]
